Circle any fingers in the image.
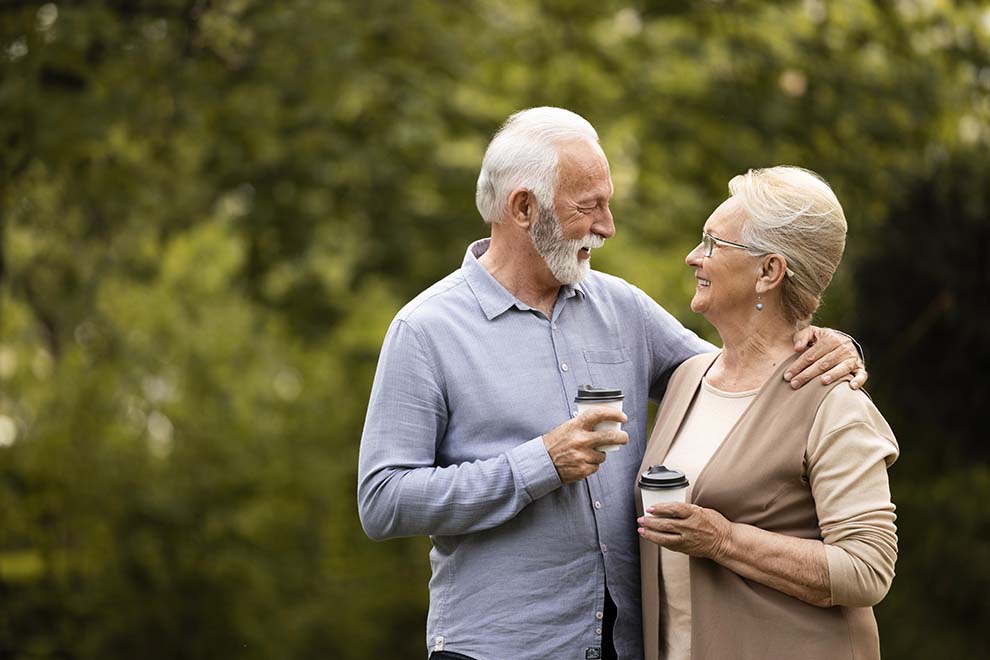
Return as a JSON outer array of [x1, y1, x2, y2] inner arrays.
[[783, 343, 827, 388], [784, 327, 826, 383], [786, 337, 858, 388], [639, 515, 682, 534], [818, 355, 859, 385], [637, 513, 691, 550], [850, 367, 869, 390], [792, 325, 817, 351], [549, 435, 623, 483], [576, 428, 629, 452], [557, 460, 600, 484], [545, 413, 629, 483], [592, 429, 628, 447], [637, 514, 682, 545], [577, 406, 628, 429], [587, 451, 607, 465], [645, 502, 692, 518], [571, 448, 610, 477], [786, 326, 857, 385], [787, 358, 827, 389], [811, 328, 858, 362], [637, 526, 681, 548]]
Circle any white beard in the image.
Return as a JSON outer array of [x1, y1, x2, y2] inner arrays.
[[530, 205, 605, 285]]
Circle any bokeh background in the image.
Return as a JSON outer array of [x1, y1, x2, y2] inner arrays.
[[1, 1, 988, 658]]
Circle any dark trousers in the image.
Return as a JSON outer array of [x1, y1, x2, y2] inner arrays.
[[602, 586, 617, 660]]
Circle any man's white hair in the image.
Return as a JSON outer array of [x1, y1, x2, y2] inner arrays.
[[475, 107, 599, 224]]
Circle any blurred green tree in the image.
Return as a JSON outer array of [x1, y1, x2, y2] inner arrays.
[[1, 1, 986, 658]]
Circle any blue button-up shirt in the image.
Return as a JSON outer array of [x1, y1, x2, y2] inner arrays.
[[358, 239, 712, 660]]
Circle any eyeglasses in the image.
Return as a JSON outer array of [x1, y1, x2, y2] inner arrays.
[[700, 232, 795, 278], [701, 232, 760, 257]]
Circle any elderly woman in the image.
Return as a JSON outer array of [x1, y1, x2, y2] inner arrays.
[[636, 166, 898, 660]]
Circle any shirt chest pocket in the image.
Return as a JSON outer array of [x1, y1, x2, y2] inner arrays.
[[582, 347, 632, 389]]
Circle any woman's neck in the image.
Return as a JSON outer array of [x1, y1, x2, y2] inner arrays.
[[707, 315, 796, 392]]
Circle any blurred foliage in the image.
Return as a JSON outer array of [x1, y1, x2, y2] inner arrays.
[[0, 1, 987, 658]]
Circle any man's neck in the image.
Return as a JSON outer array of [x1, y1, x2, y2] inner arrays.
[[478, 237, 561, 318]]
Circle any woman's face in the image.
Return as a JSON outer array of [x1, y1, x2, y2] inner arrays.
[[685, 197, 763, 323]]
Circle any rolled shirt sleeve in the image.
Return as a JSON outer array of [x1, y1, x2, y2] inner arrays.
[[806, 386, 900, 607]]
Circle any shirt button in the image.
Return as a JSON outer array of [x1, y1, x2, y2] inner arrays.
[[552, 323, 558, 331], [560, 362, 568, 372], [601, 544, 608, 553], [595, 628, 602, 636], [596, 611, 604, 620], [572, 410, 578, 418], [594, 500, 602, 510]]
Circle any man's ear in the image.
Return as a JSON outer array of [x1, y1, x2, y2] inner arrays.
[[507, 188, 536, 230]]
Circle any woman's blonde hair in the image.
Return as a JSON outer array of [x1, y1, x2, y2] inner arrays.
[[729, 166, 847, 327]]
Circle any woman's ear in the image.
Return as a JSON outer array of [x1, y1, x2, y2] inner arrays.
[[756, 254, 789, 293], [507, 188, 536, 230]]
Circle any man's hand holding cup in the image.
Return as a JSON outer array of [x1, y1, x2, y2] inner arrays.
[[543, 407, 628, 484]]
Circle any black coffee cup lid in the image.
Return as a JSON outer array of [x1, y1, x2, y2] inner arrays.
[[575, 385, 623, 402], [638, 465, 689, 490]]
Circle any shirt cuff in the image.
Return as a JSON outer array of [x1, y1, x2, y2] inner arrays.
[[507, 436, 562, 503]]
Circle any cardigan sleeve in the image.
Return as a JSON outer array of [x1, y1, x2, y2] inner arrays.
[[805, 385, 899, 607]]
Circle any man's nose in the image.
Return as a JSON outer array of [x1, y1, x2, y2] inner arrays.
[[593, 206, 615, 239]]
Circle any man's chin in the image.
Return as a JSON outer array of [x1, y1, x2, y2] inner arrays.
[[553, 261, 590, 286]]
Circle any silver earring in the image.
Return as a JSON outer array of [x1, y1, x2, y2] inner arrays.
[[756, 294, 763, 311]]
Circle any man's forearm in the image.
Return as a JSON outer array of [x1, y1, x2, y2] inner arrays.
[[357, 436, 561, 540]]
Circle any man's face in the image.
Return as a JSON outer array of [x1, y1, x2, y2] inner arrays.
[[530, 140, 615, 285]]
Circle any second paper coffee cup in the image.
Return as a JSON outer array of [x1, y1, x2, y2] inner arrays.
[[574, 385, 624, 452], [639, 465, 690, 514]]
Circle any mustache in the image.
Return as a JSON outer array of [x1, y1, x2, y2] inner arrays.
[[581, 234, 606, 250]]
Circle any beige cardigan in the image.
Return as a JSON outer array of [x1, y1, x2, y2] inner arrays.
[[637, 352, 897, 660]]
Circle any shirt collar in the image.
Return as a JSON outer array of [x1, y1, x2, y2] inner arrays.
[[462, 238, 586, 321]]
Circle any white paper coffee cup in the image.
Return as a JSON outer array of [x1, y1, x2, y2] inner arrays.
[[639, 465, 690, 514], [574, 386, 624, 452]]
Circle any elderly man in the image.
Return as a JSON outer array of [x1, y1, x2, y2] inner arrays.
[[357, 107, 865, 660]]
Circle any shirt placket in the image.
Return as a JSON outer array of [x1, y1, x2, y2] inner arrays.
[[550, 298, 610, 655]]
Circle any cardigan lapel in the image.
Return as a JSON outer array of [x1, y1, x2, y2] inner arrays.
[[640, 352, 719, 474], [690, 353, 800, 506], [637, 352, 718, 660]]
